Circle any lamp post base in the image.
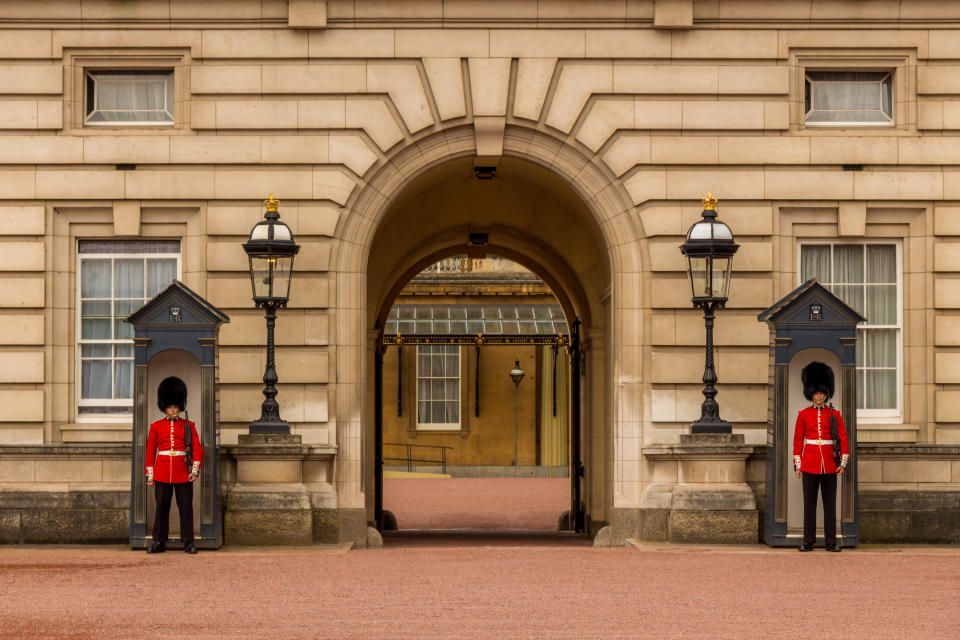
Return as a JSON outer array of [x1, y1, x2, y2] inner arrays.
[[690, 420, 732, 435], [249, 419, 291, 435]]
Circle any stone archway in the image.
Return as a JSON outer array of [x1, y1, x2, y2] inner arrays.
[[333, 125, 643, 540]]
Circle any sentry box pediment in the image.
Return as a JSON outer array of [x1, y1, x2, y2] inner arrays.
[[126, 280, 229, 365], [758, 278, 866, 329]]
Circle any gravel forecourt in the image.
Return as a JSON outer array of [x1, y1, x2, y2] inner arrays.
[[1, 478, 957, 639]]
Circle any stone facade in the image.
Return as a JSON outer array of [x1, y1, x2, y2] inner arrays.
[[0, 0, 959, 546]]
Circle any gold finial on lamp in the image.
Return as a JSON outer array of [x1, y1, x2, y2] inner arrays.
[[702, 192, 718, 211], [264, 194, 279, 212]]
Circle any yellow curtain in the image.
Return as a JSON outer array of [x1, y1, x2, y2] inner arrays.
[[539, 345, 569, 466]]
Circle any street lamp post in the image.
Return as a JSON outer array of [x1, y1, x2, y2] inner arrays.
[[242, 195, 301, 434], [510, 360, 525, 466], [680, 193, 740, 434]]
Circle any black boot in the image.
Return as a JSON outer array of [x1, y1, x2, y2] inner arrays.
[[825, 545, 841, 552], [798, 543, 813, 552], [184, 542, 198, 554], [147, 541, 166, 554]]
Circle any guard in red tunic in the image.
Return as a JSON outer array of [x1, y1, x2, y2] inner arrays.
[[793, 361, 849, 552], [145, 376, 202, 554]]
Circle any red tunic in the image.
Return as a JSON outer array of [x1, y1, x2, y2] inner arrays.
[[793, 405, 849, 474], [145, 417, 203, 484]]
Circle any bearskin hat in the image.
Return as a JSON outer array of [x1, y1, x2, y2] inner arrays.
[[801, 361, 834, 402], [157, 376, 187, 413]]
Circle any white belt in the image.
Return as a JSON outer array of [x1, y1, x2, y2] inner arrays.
[[157, 450, 186, 456], [805, 439, 834, 445]]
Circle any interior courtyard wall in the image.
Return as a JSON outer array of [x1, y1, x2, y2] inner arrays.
[[0, 0, 958, 544]]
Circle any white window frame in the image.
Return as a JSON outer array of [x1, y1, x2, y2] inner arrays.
[[84, 69, 175, 127], [75, 242, 181, 421], [797, 240, 903, 423], [803, 70, 894, 127], [415, 345, 462, 431]]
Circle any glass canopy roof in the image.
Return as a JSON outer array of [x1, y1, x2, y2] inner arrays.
[[385, 304, 568, 336]]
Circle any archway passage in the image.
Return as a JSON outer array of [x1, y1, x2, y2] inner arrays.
[[376, 254, 582, 535], [364, 155, 612, 541]]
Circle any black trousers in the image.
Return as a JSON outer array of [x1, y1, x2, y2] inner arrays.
[[153, 481, 194, 544], [802, 471, 837, 547]]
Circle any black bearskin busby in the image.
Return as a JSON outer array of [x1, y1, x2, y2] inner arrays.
[[157, 376, 187, 413], [801, 361, 834, 402]]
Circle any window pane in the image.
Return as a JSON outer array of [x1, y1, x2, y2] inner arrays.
[[800, 245, 830, 282], [866, 245, 896, 283], [866, 285, 897, 324], [864, 370, 896, 410], [833, 245, 864, 283], [114, 299, 142, 339], [805, 72, 893, 125], [864, 329, 897, 368], [445, 353, 458, 376], [114, 360, 133, 400], [432, 401, 445, 423], [81, 360, 111, 399], [114, 344, 133, 358], [445, 379, 459, 401], [503, 320, 520, 334], [831, 285, 864, 316], [417, 379, 429, 402], [88, 71, 173, 123], [816, 79, 882, 111], [417, 401, 428, 423], [146, 258, 177, 297], [114, 259, 144, 298], [81, 344, 111, 357], [81, 300, 111, 339], [81, 259, 111, 298], [445, 399, 458, 423]]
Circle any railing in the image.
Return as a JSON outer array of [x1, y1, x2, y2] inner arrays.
[[382, 442, 454, 474]]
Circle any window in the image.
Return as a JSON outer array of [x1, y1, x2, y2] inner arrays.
[[416, 345, 461, 430], [85, 70, 174, 125], [77, 240, 180, 416], [800, 242, 901, 418], [805, 71, 893, 126]]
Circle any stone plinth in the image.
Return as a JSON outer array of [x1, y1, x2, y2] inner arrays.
[[636, 433, 759, 544], [224, 434, 347, 546]]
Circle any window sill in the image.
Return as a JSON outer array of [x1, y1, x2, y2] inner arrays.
[[407, 428, 470, 439]]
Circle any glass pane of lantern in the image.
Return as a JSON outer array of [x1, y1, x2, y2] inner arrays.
[[688, 256, 708, 298], [271, 255, 293, 300], [249, 256, 272, 299], [711, 256, 731, 298]]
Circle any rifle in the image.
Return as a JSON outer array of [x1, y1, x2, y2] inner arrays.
[[828, 404, 841, 467], [183, 409, 193, 472]]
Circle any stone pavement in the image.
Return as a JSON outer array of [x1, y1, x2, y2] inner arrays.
[[1, 478, 958, 639]]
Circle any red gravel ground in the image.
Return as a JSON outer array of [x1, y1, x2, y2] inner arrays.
[[1, 543, 958, 639], [1, 477, 958, 639], [383, 477, 569, 530]]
